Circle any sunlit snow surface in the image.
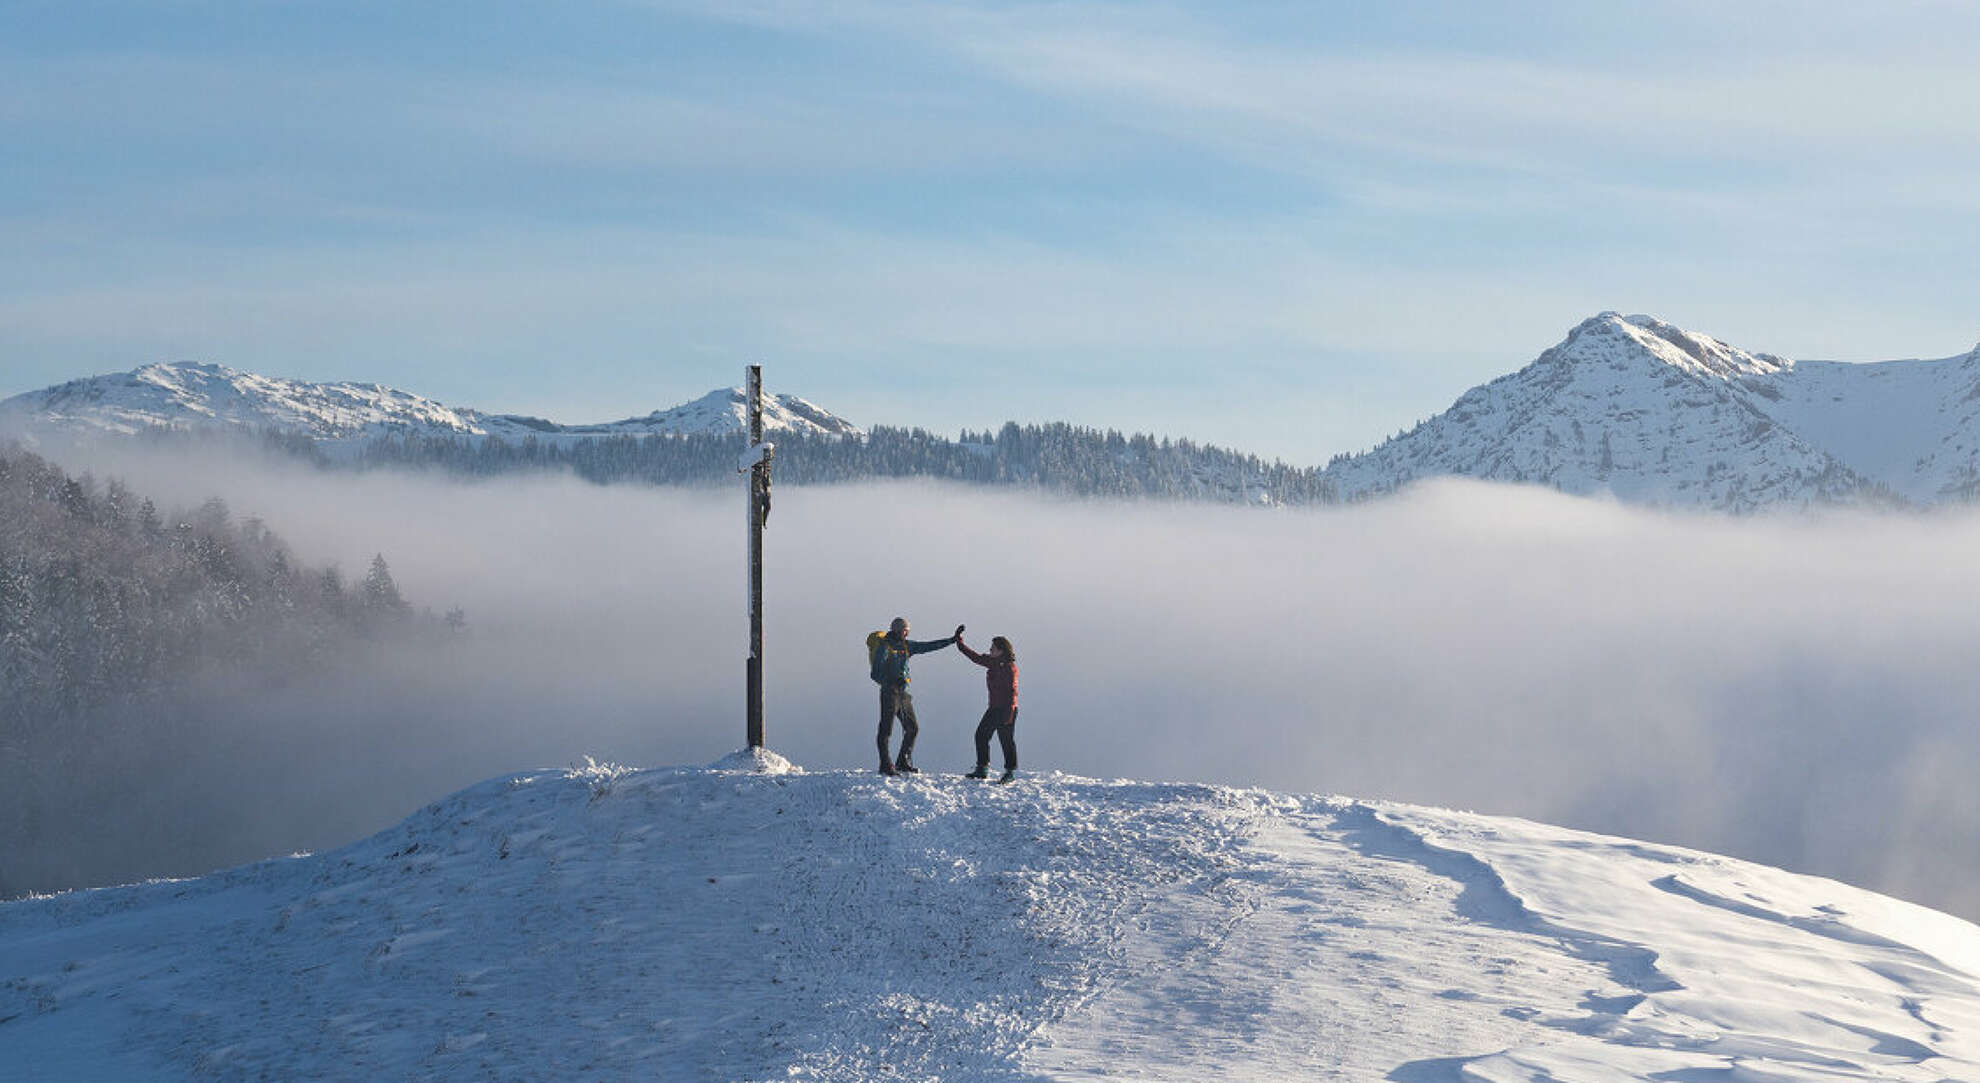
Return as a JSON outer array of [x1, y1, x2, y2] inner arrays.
[[4, 759, 1978, 1081], [0, 362, 861, 444], [1325, 313, 1980, 510]]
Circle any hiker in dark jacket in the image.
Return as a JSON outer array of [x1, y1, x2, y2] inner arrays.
[[868, 617, 961, 775], [957, 634, 1019, 783]]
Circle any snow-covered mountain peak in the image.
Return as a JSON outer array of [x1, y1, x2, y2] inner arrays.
[[1555, 312, 1790, 382], [1322, 313, 1898, 510], [6, 762, 1978, 1079], [0, 364, 862, 444], [13, 359, 489, 439], [622, 386, 862, 438], [130, 359, 223, 388]]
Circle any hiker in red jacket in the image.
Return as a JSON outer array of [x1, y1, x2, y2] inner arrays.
[[957, 633, 1019, 783]]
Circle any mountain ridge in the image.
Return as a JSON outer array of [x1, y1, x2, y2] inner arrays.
[[0, 361, 1330, 506], [1323, 312, 1980, 510], [0, 360, 862, 443], [10, 313, 1980, 510]]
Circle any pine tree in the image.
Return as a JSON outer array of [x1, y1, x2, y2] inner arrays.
[[361, 553, 407, 616]]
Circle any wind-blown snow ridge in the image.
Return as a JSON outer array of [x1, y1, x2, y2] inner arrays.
[[4, 761, 1976, 1080], [0, 361, 862, 443]]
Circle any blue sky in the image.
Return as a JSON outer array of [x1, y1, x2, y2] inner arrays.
[[5, 1, 1978, 462]]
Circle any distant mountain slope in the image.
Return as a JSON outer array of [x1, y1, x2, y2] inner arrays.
[[5, 756, 1978, 1080], [1760, 350, 1980, 503], [568, 386, 863, 440], [15, 322, 1980, 511], [0, 363, 1329, 506], [0, 361, 861, 443], [1324, 313, 1980, 510]]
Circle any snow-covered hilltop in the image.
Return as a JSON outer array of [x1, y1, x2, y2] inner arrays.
[[1, 361, 494, 440], [596, 385, 862, 440], [1325, 313, 1980, 511], [5, 758, 1978, 1080], [0, 361, 861, 444]]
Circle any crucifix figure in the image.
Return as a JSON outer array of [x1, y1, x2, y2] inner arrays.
[[739, 365, 774, 749]]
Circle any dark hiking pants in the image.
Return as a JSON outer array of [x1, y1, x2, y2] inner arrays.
[[878, 684, 918, 764], [973, 706, 1017, 771]]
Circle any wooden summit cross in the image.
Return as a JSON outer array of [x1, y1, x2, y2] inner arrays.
[[740, 365, 774, 749]]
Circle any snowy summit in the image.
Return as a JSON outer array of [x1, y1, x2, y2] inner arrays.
[[4, 760, 1978, 1080], [0, 362, 861, 445], [603, 386, 861, 440], [0, 361, 491, 441], [1324, 313, 1980, 511]]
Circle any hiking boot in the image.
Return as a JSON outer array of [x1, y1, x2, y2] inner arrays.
[[996, 769, 1016, 784], [879, 760, 898, 776], [894, 756, 919, 775], [965, 765, 989, 779]]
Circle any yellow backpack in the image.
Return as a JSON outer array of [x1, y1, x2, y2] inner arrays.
[[865, 631, 888, 684]]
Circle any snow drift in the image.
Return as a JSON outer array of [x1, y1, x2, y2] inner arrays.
[[4, 758, 1978, 1081]]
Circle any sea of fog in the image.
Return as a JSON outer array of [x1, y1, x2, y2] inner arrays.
[[24, 444, 1980, 922]]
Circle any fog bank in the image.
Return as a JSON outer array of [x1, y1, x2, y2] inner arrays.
[[32, 447, 1980, 921]]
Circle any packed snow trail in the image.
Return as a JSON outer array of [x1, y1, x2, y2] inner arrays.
[[3, 754, 1978, 1081]]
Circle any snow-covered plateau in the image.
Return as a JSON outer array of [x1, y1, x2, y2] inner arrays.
[[5, 754, 1977, 1081]]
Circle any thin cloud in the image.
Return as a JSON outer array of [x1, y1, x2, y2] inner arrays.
[[8, 1, 1980, 457], [651, 1, 1980, 178]]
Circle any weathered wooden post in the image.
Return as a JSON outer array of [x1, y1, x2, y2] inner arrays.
[[740, 365, 773, 749]]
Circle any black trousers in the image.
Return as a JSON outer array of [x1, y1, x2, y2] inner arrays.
[[974, 706, 1018, 770], [878, 684, 918, 763]]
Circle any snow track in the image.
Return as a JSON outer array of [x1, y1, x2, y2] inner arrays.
[[3, 762, 1978, 1081]]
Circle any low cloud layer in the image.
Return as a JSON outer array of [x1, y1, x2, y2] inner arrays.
[[36, 446, 1980, 921]]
